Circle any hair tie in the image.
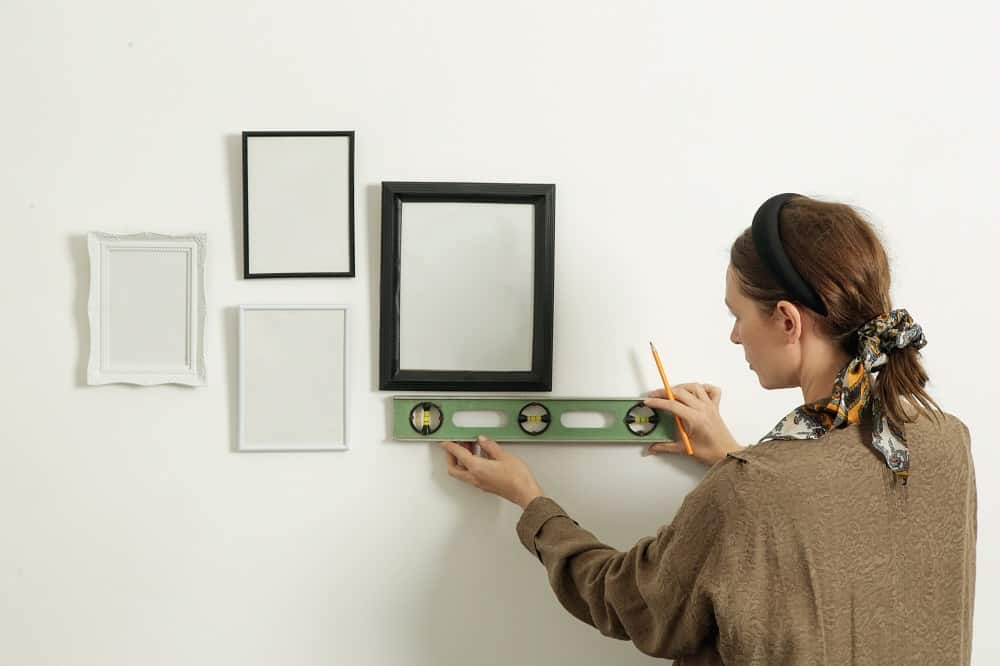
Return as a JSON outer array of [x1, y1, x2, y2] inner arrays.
[[856, 309, 927, 373]]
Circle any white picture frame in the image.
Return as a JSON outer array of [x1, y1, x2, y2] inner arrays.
[[238, 305, 349, 451], [87, 232, 207, 386]]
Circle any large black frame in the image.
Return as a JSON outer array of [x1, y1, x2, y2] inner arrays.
[[379, 181, 555, 391], [242, 130, 356, 278]]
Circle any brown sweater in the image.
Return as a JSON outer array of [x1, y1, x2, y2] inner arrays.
[[516, 409, 976, 664]]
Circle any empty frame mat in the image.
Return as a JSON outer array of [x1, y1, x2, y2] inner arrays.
[[400, 201, 534, 371], [242, 131, 355, 277], [239, 305, 348, 451], [87, 232, 206, 386]]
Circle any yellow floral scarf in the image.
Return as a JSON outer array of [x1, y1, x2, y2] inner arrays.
[[757, 309, 927, 485]]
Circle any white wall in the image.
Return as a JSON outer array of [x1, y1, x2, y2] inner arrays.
[[2, 2, 996, 664]]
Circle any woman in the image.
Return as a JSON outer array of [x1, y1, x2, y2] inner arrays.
[[440, 193, 977, 664]]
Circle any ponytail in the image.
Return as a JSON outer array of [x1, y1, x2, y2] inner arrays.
[[872, 345, 944, 433]]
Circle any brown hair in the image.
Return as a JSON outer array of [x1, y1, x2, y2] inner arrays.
[[729, 195, 943, 431]]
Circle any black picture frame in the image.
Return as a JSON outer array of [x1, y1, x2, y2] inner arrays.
[[379, 181, 555, 391], [242, 130, 356, 278]]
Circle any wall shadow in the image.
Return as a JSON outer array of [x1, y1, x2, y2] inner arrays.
[[69, 234, 90, 387]]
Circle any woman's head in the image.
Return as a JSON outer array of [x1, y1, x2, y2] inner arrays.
[[724, 262, 851, 393], [727, 195, 941, 429]]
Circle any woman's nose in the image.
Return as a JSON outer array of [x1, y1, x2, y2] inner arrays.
[[730, 322, 740, 345]]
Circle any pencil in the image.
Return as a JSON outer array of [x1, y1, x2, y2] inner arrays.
[[649, 341, 694, 456]]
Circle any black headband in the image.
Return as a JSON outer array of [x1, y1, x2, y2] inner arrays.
[[751, 193, 828, 316]]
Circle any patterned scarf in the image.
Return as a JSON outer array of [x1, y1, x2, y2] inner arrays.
[[756, 309, 927, 485]]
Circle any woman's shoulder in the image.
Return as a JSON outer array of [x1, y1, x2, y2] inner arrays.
[[702, 404, 973, 498], [897, 401, 971, 445]]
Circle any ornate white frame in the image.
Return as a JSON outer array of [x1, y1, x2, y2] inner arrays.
[[86, 232, 207, 386]]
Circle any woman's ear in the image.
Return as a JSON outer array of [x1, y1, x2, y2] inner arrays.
[[774, 300, 803, 342]]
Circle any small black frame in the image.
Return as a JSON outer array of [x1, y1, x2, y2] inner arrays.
[[242, 130, 356, 278], [379, 181, 555, 391]]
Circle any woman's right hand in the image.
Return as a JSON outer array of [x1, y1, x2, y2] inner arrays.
[[642, 383, 746, 467]]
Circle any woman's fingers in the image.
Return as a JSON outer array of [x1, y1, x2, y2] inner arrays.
[[441, 441, 480, 470], [647, 441, 684, 455], [643, 396, 697, 422], [443, 442, 486, 486], [475, 435, 506, 460], [672, 385, 698, 404], [442, 443, 466, 470], [692, 383, 710, 401], [647, 383, 709, 401], [446, 457, 479, 484], [648, 385, 691, 399]]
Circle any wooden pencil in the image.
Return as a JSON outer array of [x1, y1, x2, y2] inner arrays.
[[649, 341, 694, 456]]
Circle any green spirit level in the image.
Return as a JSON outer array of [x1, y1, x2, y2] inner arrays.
[[392, 396, 675, 442]]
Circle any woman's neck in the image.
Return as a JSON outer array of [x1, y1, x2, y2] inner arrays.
[[800, 347, 854, 404]]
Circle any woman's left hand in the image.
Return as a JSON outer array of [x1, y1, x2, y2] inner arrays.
[[440, 436, 544, 509]]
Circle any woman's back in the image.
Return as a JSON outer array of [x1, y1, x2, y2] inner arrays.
[[708, 408, 976, 664], [452, 193, 977, 665]]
